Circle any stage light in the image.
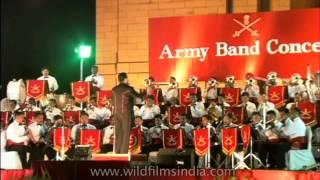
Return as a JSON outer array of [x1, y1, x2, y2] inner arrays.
[[75, 45, 92, 59]]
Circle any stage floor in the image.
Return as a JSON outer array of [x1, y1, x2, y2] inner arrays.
[[1, 161, 319, 180]]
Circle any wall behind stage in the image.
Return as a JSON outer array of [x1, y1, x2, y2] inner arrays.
[[1, 0, 95, 97], [96, 0, 304, 90]]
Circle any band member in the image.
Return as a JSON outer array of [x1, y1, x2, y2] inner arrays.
[[173, 114, 194, 146], [99, 100, 112, 122], [277, 107, 293, 134], [85, 97, 101, 120], [144, 77, 163, 104], [37, 67, 59, 93], [23, 98, 41, 112], [44, 99, 62, 123], [288, 73, 307, 99], [85, 65, 104, 93], [138, 95, 160, 127], [216, 112, 238, 138], [134, 116, 150, 146], [237, 92, 257, 117], [112, 72, 141, 154], [266, 72, 282, 87], [243, 78, 260, 99], [306, 71, 320, 103], [206, 100, 223, 127], [217, 94, 231, 110], [250, 112, 267, 165], [188, 76, 202, 101], [71, 111, 96, 145], [102, 115, 115, 153], [189, 94, 205, 125], [225, 75, 235, 88], [257, 93, 276, 115], [286, 92, 303, 110], [148, 114, 168, 150], [6, 111, 31, 168], [204, 77, 219, 102], [63, 96, 82, 111], [28, 112, 55, 161], [164, 76, 179, 103]]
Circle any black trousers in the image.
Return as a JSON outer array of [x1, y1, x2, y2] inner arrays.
[[101, 144, 114, 153], [6, 145, 31, 169], [30, 143, 56, 162], [114, 113, 132, 154]]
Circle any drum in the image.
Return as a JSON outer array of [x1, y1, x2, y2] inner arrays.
[[6, 79, 26, 104]]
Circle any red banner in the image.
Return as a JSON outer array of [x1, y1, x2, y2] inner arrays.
[[71, 81, 91, 102], [267, 86, 287, 107], [221, 88, 241, 106], [25, 111, 39, 125], [80, 129, 102, 153], [147, 88, 161, 105], [63, 111, 81, 124], [168, 106, 188, 125], [26, 80, 46, 100], [149, 9, 320, 82], [194, 128, 210, 157], [129, 128, 143, 154], [96, 90, 112, 108], [241, 125, 251, 151], [179, 88, 198, 106], [222, 128, 238, 156], [1, 112, 10, 128], [226, 106, 246, 124], [162, 129, 185, 150], [298, 102, 317, 126], [53, 127, 71, 153]]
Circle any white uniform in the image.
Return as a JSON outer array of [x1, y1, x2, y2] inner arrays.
[[85, 74, 104, 89], [138, 104, 160, 120], [99, 107, 112, 120], [148, 124, 169, 140], [28, 122, 45, 142], [6, 121, 29, 145], [23, 105, 41, 112], [85, 106, 101, 120], [283, 117, 306, 139], [288, 84, 306, 98], [206, 87, 218, 100], [71, 123, 96, 142], [102, 125, 115, 144], [257, 102, 276, 114], [243, 85, 260, 98], [238, 101, 256, 117], [45, 107, 62, 122], [164, 88, 178, 102], [174, 122, 194, 144], [190, 102, 205, 118], [63, 105, 82, 111], [37, 75, 59, 92]]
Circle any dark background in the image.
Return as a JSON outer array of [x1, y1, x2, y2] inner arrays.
[[1, 0, 96, 98]]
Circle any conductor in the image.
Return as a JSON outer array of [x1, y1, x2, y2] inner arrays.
[[112, 72, 141, 154]]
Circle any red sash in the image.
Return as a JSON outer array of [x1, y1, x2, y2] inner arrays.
[[71, 81, 91, 102], [53, 127, 71, 153], [129, 128, 143, 154], [298, 102, 317, 126], [26, 80, 46, 100], [241, 125, 251, 151], [80, 129, 102, 153], [1, 111, 10, 128], [222, 128, 238, 156], [96, 90, 112, 108], [168, 106, 188, 125], [194, 128, 210, 157], [267, 86, 287, 108], [179, 88, 198, 106], [162, 129, 185, 150], [147, 88, 161, 105], [221, 88, 241, 106]]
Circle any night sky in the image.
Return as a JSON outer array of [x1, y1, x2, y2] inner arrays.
[[1, 0, 96, 98]]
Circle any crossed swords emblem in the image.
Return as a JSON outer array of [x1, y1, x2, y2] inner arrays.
[[233, 15, 260, 37]]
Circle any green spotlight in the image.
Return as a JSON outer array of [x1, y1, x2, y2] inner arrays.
[[75, 45, 92, 59]]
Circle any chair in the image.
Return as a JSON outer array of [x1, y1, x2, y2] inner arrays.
[[0, 130, 23, 169], [287, 126, 316, 170]]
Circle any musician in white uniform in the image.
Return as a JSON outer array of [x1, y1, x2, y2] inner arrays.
[[237, 92, 257, 117], [85, 65, 104, 91], [37, 67, 59, 92], [257, 93, 276, 115], [23, 98, 41, 112], [204, 77, 219, 102], [44, 99, 62, 123], [6, 111, 31, 168], [243, 78, 260, 99], [71, 112, 96, 145], [163, 76, 179, 103], [138, 95, 160, 123], [173, 114, 194, 146], [133, 116, 150, 145], [288, 74, 307, 99], [190, 94, 205, 119], [63, 96, 82, 111], [102, 116, 115, 153], [148, 114, 168, 150]]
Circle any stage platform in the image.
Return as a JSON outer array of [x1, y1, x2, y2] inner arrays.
[[1, 161, 319, 180]]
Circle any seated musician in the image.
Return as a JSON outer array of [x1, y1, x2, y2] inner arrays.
[[163, 76, 179, 104], [216, 112, 238, 139], [23, 98, 41, 111], [71, 111, 96, 145], [63, 96, 81, 111], [277, 107, 293, 134], [99, 99, 112, 121], [133, 116, 150, 152], [189, 94, 205, 126], [188, 76, 202, 101], [138, 95, 161, 128], [44, 99, 62, 123], [217, 94, 231, 110], [286, 92, 303, 110], [28, 112, 55, 161], [85, 97, 101, 120], [257, 93, 276, 114], [102, 115, 115, 153], [148, 114, 169, 151], [206, 100, 223, 127], [173, 114, 194, 146], [6, 111, 31, 168], [237, 92, 257, 117]]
